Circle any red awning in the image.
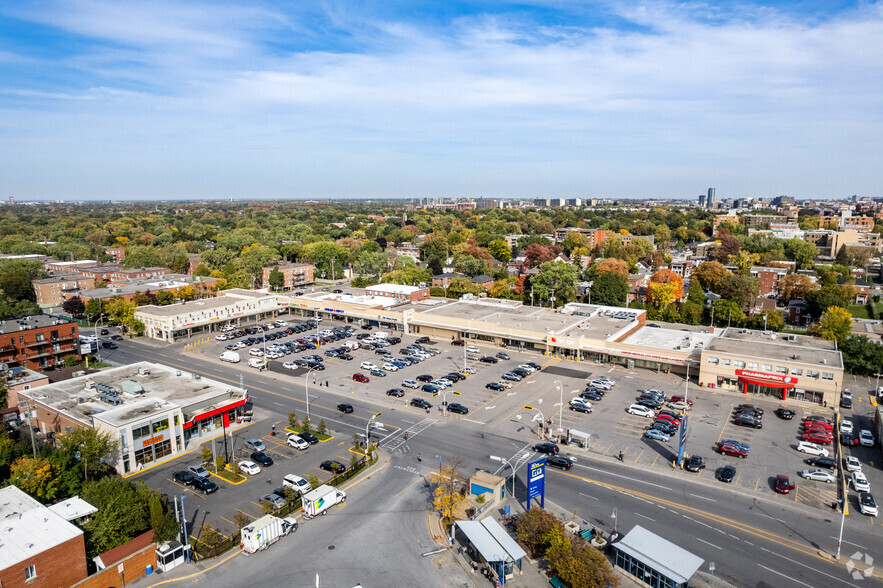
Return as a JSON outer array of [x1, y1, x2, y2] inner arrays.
[[182, 398, 247, 430], [738, 375, 794, 389]]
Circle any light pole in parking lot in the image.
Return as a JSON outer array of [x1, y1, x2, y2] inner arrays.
[[875, 373, 882, 397], [366, 412, 381, 452], [490, 455, 515, 498], [524, 405, 545, 439], [304, 365, 319, 420], [555, 380, 563, 433]]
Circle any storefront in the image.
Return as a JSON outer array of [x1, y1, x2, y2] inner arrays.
[[725, 369, 824, 405], [183, 399, 247, 442]]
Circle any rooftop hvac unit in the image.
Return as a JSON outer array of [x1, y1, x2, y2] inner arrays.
[[138, 367, 150, 376], [72, 370, 86, 378], [84, 380, 95, 390]]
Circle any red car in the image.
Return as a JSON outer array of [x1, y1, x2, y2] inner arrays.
[[669, 395, 694, 406], [657, 414, 681, 427], [804, 424, 833, 436], [718, 443, 748, 459], [451, 340, 465, 346], [804, 417, 833, 430], [801, 432, 832, 445], [775, 475, 795, 494], [352, 373, 370, 383]]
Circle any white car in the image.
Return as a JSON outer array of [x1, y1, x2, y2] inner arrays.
[[845, 456, 862, 472], [797, 441, 829, 457], [628, 404, 655, 418], [570, 398, 591, 409], [239, 461, 261, 476], [287, 434, 309, 450], [668, 401, 691, 411], [235, 341, 246, 349], [249, 349, 264, 357], [496, 380, 513, 389], [800, 469, 835, 483], [840, 419, 853, 434], [431, 379, 450, 389], [462, 367, 477, 374], [518, 364, 536, 373], [382, 363, 399, 372], [589, 380, 612, 390], [851, 471, 871, 492], [858, 492, 878, 516], [215, 334, 228, 341], [283, 361, 298, 370], [859, 430, 875, 447], [360, 361, 377, 371], [276, 320, 287, 326], [466, 346, 480, 353], [402, 379, 420, 389]]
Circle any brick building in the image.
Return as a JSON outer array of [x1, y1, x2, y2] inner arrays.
[[750, 266, 788, 296], [364, 283, 430, 302], [77, 275, 218, 303], [0, 486, 88, 588], [32, 274, 96, 308], [261, 262, 315, 289], [0, 315, 80, 371], [103, 247, 125, 263], [43, 260, 101, 273]]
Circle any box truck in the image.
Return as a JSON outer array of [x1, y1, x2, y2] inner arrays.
[[302, 485, 346, 517], [220, 351, 241, 363], [248, 358, 266, 369], [240, 514, 297, 553]]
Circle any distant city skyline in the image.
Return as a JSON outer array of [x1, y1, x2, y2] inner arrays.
[[1, 1, 881, 201]]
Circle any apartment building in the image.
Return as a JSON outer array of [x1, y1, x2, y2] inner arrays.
[[261, 262, 315, 289], [32, 274, 96, 308], [0, 315, 80, 371]]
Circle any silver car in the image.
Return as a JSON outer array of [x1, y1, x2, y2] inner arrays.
[[800, 469, 835, 483]]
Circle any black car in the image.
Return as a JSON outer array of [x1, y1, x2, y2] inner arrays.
[[415, 337, 432, 344], [191, 477, 218, 494], [445, 373, 463, 383], [251, 451, 274, 467], [534, 442, 559, 455], [337, 403, 354, 414], [651, 421, 677, 435], [386, 388, 405, 397], [637, 398, 663, 409], [547, 456, 573, 470], [320, 460, 346, 474], [735, 404, 763, 415], [110, 334, 123, 341], [486, 382, 505, 391], [685, 455, 706, 472], [340, 354, 354, 361], [172, 471, 197, 486], [840, 396, 853, 409], [512, 368, 530, 377], [805, 456, 837, 469], [307, 362, 326, 371], [447, 403, 469, 415], [410, 398, 432, 409], [841, 432, 859, 446], [479, 356, 498, 364], [719, 465, 736, 483], [388, 337, 401, 344], [580, 390, 603, 401], [101, 341, 118, 350], [298, 432, 319, 445], [734, 408, 762, 419], [775, 408, 796, 420], [570, 403, 592, 414], [733, 414, 763, 429], [415, 374, 433, 382]]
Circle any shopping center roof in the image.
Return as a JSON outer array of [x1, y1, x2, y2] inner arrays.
[[20, 362, 246, 428], [704, 328, 842, 369], [622, 326, 718, 352]]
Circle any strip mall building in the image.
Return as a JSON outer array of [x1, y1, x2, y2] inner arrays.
[[137, 289, 845, 407]]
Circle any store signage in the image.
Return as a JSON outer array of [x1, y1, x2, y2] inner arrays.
[[526, 459, 546, 510], [736, 369, 797, 384], [142, 434, 164, 448]]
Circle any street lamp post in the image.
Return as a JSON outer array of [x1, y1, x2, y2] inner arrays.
[[555, 381, 563, 433], [93, 316, 105, 362], [836, 492, 848, 559], [524, 405, 545, 439], [490, 455, 515, 498], [304, 365, 319, 420], [874, 373, 882, 397], [366, 412, 382, 454]]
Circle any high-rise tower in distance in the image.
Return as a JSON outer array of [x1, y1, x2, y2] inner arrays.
[[706, 188, 715, 209]]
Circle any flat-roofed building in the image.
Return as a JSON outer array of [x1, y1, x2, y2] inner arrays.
[[77, 274, 217, 303], [261, 262, 314, 289], [699, 328, 843, 406], [18, 362, 249, 474], [0, 315, 80, 371], [365, 283, 430, 302], [32, 274, 95, 307], [0, 486, 88, 588]]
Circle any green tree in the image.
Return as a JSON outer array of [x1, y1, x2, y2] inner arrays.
[[693, 261, 729, 292], [353, 250, 390, 279], [301, 415, 312, 433], [805, 287, 852, 319], [532, 260, 579, 307], [317, 419, 327, 435], [841, 335, 883, 376], [784, 238, 818, 269], [288, 412, 298, 429], [268, 267, 284, 291], [84, 298, 104, 318], [711, 299, 746, 327], [679, 301, 704, 325], [9, 456, 59, 502], [717, 273, 760, 310], [810, 306, 852, 343], [487, 239, 511, 262], [123, 246, 164, 269], [56, 426, 119, 484], [156, 290, 176, 305], [686, 279, 705, 305], [80, 478, 153, 558], [748, 310, 784, 331], [456, 255, 486, 277], [589, 272, 627, 307]]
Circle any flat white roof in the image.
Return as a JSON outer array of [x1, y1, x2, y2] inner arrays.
[[622, 326, 718, 352], [615, 525, 703, 584], [47, 495, 98, 521], [0, 486, 84, 569], [366, 283, 422, 294]]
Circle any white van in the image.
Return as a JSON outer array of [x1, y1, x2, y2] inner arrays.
[[248, 358, 265, 369], [220, 351, 241, 363], [282, 474, 312, 495]]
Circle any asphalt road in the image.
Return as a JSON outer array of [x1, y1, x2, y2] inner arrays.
[[105, 333, 883, 587]]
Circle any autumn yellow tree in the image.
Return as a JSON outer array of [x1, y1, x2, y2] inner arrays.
[[432, 458, 466, 524], [595, 258, 629, 277], [10, 456, 59, 501], [810, 306, 853, 343], [648, 269, 684, 305]]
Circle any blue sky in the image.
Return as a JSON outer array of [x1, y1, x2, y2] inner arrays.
[[1, 1, 881, 201]]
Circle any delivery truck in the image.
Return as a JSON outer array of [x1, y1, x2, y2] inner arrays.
[[240, 514, 297, 554], [219, 351, 241, 363], [301, 484, 346, 518]]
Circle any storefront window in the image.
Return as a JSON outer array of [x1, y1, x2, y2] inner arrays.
[[152, 418, 169, 433], [132, 424, 150, 439], [822, 372, 834, 380], [707, 357, 719, 364]]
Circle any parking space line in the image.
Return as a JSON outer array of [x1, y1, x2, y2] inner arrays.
[[632, 449, 644, 463]]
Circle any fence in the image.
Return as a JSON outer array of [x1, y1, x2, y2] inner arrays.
[[191, 452, 376, 560]]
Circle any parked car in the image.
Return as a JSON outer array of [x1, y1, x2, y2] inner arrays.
[[547, 456, 573, 470], [188, 464, 210, 479], [644, 429, 670, 441], [260, 493, 286, 510], [570, 402, 592, 414], [501, 372, 522, 382], [859, 429, 875, 447], [321, 460, 346, 474], [250, 451, 274, 467], [797, 441, 829, 457], [416, 374, 434, 382], [719, 440, 750, 453], [800, 469, 835, 483], [480, 356, 499, 364], [733, 414, 762, 429], [534, 442, 559, 455], [352, 373, 370, 383], [421, 384, 439, 393], [840, 419, 854, 434], [101, 341, 118, 349], [685, 455, 706, 472], [719, 465, 736, 483], [628, 404, 655, 418], [496, 352, 510, 360], [774, 475, 795, 494], [845, 456, 862, 472], [191, 477, 218, 494], [239, 461, 261, 476], [173, 471, 197, 486], [851, 471, 871, 492], [451, 339, 465, 346], [841, 432, 858, 446], [446, 403, 469, 415], [668, 395, 693, 406], [801, 432, 832, 445], [337, 403, 354, 414], [718, 443, 748, 458], [774, 408, 796, 420], [486, 382, 505, 391], [298, 432, 319, 445], [804, 456, 836, 469], [402, 379, 420, 389], [386, 388, 405, 397], [466, 345, 480, 353], [244, 439, 266, 452], [667, 401, 691, 411], [858, 492, 878, 516], [410, 398, 432, 409], [287, 434, 309, 450]]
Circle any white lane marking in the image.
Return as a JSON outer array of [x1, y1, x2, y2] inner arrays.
[[743, 540, 753, 546], [758, 565, 814, 588], [273, 402, 287, 407], [764, 549, 861, 587], [401, 419, 415, 424], [759, 513, 788, 523], [280, 387, 294, 392], [507, 392, 517, 396], [634, 512, 655, 522], [462, 418, 486, 425], [829, 537, 867, 549], [526, 380, 535, 384], [578, 492, 599, 501], [578, 464, 672, 491], [689, 493, 716, 502], [695, 538, 721, 550], [484, 405, 496, 410]]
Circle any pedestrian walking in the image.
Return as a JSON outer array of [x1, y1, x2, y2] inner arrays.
[[618, 451, 624, 462], [325, 380, 329, 388]]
